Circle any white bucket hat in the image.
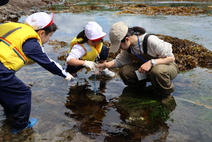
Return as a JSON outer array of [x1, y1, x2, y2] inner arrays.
[[85, 21, 106, 41], [109, 21, 128, 53], [24, 12, 54, 30]]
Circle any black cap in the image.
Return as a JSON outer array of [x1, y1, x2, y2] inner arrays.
[[0, 0, 9, 6]]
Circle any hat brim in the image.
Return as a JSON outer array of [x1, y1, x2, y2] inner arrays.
[[44, 13, 54, 28], [89, 32, 106, 41], [109, 42, 121, 53]]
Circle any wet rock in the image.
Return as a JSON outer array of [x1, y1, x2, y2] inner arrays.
[[8, 14, 19, 22], [115, 4, 211, 16], [156, 34, 212, 71], [0, 0, 61, 22], [1, 1, 212, 23]]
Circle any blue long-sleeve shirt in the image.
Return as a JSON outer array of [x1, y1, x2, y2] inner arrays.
[[22, 38, 67, 78]]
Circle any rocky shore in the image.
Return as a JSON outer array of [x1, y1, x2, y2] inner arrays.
[[0, 0, 60, 23]]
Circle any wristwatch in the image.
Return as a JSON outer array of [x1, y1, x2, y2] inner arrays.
[[151, 59, 156, 67]]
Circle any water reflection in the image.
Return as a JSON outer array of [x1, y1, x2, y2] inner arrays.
[[65, 80, 108, 138], [65, 80, 176, 141]]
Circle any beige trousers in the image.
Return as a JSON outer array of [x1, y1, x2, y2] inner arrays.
[[119, 62, 179, 94]]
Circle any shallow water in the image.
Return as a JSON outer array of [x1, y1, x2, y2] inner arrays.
[[0, 2, 212, 142]]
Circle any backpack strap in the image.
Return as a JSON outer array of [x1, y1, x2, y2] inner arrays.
[[143, 34, 151, 54]]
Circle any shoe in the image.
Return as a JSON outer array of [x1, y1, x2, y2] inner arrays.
[[12, 118, 37, 134], [68, 77, 78, 87], [100, 68, 115, 77]]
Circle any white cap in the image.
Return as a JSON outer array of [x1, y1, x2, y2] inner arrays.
[[24, 12, 54, 30], [85, 21, 106, 41]]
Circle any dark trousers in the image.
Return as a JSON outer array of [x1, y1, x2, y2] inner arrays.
[[0, 63, 31, 130]]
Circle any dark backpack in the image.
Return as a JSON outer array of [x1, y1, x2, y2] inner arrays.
[[127, 34, 151, 54], [142, 34, 151, 54]]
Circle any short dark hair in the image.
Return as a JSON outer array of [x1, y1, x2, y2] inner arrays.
[[121, 26, 146, 42], [36, 23, 58, 35]]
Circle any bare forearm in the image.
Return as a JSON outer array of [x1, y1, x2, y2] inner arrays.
[[155, 56, 175, 65], [98, 60, 115, 68], [67, 58, 85, 66], [139, 56, 175, 73]]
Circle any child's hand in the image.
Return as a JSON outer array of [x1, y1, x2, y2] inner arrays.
[[65, 73, 74, 81], [83, 60, 97, 71]]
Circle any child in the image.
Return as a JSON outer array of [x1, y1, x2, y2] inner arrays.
[[0, 12, 73, 134], [66, 21, 115, 86]]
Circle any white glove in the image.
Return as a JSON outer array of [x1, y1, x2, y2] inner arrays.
[[65, 73, 74, 81], [83, 60, 97, 72]]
